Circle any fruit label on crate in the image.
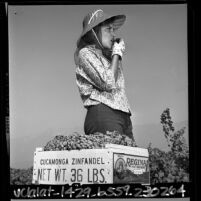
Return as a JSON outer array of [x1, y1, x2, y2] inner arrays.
[[32, 149, 112, 185], [113, 153, 150, 184]]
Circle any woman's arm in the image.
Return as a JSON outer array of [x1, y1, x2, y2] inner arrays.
[[111, 39, 125, 81], [110, 54, 120, 82], [78, 48, 118, 92]]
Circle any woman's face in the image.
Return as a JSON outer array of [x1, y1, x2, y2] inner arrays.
[[100, 23, 116, 50]]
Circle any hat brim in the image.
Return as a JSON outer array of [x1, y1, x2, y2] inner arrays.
[[77, 14, 126, 48], [106, 15, 126, 30]]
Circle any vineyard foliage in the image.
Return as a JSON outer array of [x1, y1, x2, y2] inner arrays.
[[149, 108, 189, 184], [10, 108, 189, 185]]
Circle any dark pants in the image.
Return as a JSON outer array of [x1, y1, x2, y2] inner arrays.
[[84, 103, 134, 140]]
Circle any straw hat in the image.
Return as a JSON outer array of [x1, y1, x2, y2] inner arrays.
[[77, 9, 126, 47]]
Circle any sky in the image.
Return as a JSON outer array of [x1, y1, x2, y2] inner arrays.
[[9, 4, 188, 168]]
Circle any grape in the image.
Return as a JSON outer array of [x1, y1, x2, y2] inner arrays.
[[43, 131, 137, 151]]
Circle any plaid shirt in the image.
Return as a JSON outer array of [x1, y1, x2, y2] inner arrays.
[[75, 45, 132, 115]]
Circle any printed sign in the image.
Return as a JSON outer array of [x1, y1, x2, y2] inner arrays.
[[113, 153, 150, 184], [32, 149, 112, 185], [33, 145, 150, 185]]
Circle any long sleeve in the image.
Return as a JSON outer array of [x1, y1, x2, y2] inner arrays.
[[75, 45, 132, 114], [78, 47, 116, 92]]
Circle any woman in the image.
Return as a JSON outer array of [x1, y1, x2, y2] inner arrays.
[[74, 9, 134, 140]]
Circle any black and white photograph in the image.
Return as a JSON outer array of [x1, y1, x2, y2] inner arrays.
[[5, 2, 192, 200]]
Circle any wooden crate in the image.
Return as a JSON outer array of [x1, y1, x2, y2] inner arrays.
[[32, 144, 150, 185]]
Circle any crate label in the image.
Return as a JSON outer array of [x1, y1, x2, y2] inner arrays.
[[33, 150, 112, 185], [113, 153, 150, 184]]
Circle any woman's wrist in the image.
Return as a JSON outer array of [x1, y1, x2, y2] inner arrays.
[[112, 54, 120, 60], [112, 49, 123, 59]]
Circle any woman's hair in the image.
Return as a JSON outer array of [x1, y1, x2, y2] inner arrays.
[[76, 18, 115, 62], [77, 25, 101, 50]]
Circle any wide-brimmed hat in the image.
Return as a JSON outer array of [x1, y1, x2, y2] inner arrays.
[[77, 9, 126, 47]]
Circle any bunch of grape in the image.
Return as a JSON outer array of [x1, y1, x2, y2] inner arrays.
[[44, 131, 137, 151]]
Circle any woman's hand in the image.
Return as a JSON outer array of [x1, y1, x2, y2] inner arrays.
[[110, 39, 126, 82], [112, 38, 126, 59]]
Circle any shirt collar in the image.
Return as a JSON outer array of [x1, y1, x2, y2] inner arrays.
[[88, 44, 103, 56]]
